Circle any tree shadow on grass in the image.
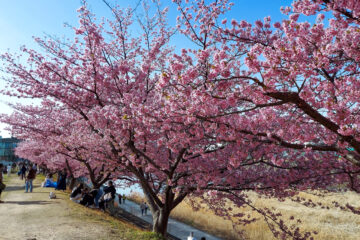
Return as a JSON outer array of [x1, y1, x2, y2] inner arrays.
[[3, 185, 26, 192], [27, 192, 51, 194], [4, 184, 45, 192], [3, 200, 53, 205]]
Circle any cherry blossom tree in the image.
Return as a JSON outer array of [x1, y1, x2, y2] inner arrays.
[[1, 103, 116, 189], [2, 0, 360, 238]]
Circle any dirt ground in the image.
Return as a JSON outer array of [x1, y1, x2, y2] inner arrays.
[[0, 174, 123, 240]]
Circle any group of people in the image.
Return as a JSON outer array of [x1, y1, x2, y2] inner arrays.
[[0, 162, 37, 200], [70, 180, 117, 211], [1, 163, 14, 177], [9, 162, 39, 193], [41, 169, 67, 191], [118, 193, 126, 204], [17, 162, 38, 193], [140, 201, 148, 215]]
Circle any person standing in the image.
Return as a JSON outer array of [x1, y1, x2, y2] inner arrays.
[[32, 164, 38, 173], [0, 164, 5, 203], [140, 202, 146, 216], [25, 165, 37, 193], [99, 181, 116, 211], [20, 164, 26, 180], [118, 193, 122, 205], [144, 202, 148, 215], [7, 164, 11, 177], [56, 169, 67, 191], [187, 232, 197, 240]]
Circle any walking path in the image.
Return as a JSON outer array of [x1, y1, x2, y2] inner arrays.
[[114, 196, 222, 240]]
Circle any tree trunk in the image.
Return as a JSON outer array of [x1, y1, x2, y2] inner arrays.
[[152, 208, 171, 237], [65, 159, 76, 190], [68, 177, 76, 190]]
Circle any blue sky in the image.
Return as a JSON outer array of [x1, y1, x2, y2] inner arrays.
[[0, 0, 294, 52], [0, 0, 293, 137]]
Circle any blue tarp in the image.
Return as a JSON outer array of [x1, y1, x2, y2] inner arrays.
[[44, 179, 57, 188]]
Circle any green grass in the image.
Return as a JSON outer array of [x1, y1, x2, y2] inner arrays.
[[36, 173, 46, 182], [62, 183, 163, 240], [65, 197, 164, 240]]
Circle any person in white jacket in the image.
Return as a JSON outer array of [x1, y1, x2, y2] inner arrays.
[[7, 164, 11, 177], [187, 232, 197, 240]]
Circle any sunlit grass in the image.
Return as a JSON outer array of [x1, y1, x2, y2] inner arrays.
[[65, 197, 163, 240]]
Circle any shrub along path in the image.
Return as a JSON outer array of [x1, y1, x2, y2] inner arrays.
[[0, 174, 160, 240]]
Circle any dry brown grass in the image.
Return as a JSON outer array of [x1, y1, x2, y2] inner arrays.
[[128, 191, 146, 204], [171, 191, 360, 240], [129, 191, 360, 240], [170, 199, 241, 240]]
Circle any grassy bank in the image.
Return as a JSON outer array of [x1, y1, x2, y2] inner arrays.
[[64, 194, 163, 240]]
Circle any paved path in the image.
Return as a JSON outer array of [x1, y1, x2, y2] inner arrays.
[[114, 196, 222, 240]]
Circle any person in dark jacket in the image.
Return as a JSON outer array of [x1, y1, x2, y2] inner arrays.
[[56, 169, 67, 191], [99, 181, 116, 210], [25, 165, 37, 193], [118, 193, 122, 205], [80, 188, 98, 207], [20, 164, 26, 180]]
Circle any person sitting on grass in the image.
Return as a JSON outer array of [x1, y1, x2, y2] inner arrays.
[[98, 181, 116, 211], [80, 188, 98, 207], [42, 173, 54, 187], [79, 188, 91, 206], [70, 183, 84, 202]]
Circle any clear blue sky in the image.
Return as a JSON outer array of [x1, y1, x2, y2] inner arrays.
[[0, 0, 293, 137]]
